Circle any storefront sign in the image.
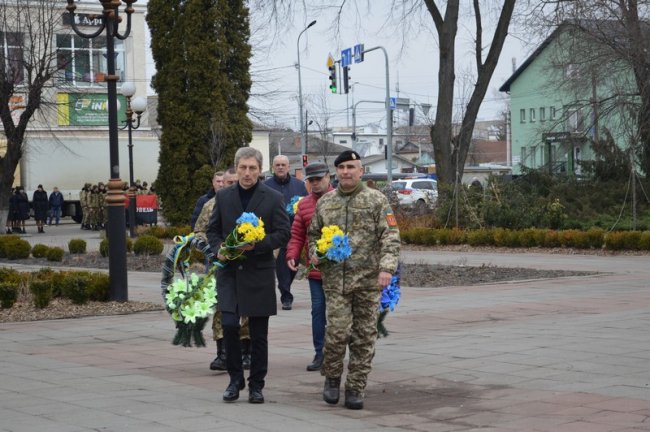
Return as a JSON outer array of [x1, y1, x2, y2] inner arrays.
[[57, 93, 126, 126]]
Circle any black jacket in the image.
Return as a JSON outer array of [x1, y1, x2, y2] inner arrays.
[[207, 181, 290, 317]]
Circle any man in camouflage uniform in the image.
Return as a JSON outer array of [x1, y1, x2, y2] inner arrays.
[[80, 183, 91, 229], [309, 150, 400, 410], [194, 168, 251, 372], [98, 182, 108, 229], [88, 184, 101, 230]]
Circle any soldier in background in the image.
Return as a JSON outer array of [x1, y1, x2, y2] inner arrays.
[[80, 183, 91, 230], [98, 182, 107, 229], [194, 168, 252, 372], [309, 150, 400, 410], [88, 184, 101, 230]]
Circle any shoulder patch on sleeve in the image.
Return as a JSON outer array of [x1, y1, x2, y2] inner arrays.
[[385, 211, 398, 228]]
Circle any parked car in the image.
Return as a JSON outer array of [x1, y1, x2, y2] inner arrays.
[[391, 178, 438, 210]]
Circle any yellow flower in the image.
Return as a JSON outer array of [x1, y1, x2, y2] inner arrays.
[[317, 225, 345, 254], [292, 197, 303, 214], [237, 219, 266, 244]]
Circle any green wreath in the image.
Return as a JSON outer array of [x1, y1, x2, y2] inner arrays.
[[161, 234, 220, 347]]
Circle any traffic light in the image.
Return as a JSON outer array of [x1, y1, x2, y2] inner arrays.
[[302, 154, 308, 167], [343, 66, 350, 94], [328, 64, 337, 94], [408, 107, 415, 126]]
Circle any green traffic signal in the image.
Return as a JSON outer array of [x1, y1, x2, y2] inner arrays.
[[328, 65, 337, 94]]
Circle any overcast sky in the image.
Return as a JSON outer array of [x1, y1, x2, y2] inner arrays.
[[143, 2, 537, 131]]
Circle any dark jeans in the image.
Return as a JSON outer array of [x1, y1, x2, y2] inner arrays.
[[222, 311, 269, 390], [48, 206, 61, 225], [276, 248, 296, 304], [308, 278, 326, 355]]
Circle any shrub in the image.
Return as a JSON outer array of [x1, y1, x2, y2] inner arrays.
[[0, 235, 21, 258], [32, 244, 50, 258], [543, 230, 561, 248], [585, 228, 605, 249], [87, 272, 110, 301], [46, 247, 65, 262], [68, 239, 87, 254], [0, 267, 21, 284], [143, 225, 167, 238], [604, 231, 626, 250], [100, 237, 134, 257], [639, 231, 650, 250], [133, 235, 164, 256], [29, 279, 53, 308], [61, 274, 91, 304], [4, 237, 31, 259], [466, 229, 493, 246], [50, 271, 67, 298], [165, 225, 192, 239], [0, 282, 18, 308]]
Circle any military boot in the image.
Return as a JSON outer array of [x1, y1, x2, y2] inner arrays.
[[209, 339, 227, 371], [322, 377, 341, 404], [344, 389, 364, 410], [241, 338, 251, 370]]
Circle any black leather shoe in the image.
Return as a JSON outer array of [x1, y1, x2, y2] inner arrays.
[[322, 377, 340, 404], [209, 353, 227, 371], [248, 388, 264, 404], [306, 354, 323, 371], [344, 389, 364, 410], [242, 353, 251, 370], [223, 380, 245, 402], [282, 301, 292, 310]]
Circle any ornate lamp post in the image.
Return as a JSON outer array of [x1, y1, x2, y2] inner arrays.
[[66, 0, 136, 302], [120, 82, 146, 239]]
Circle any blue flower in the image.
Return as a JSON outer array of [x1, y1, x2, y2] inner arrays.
[[324, 234, 352, 262], [380, 264, 401, 312], [236, 212, 259, 227]]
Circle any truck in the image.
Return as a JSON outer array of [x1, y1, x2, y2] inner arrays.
[[19, 129, 159, 223]]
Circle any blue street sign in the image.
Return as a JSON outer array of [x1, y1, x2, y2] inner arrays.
[[353, 44, 364, 63], [341, 48, 352, 68], [390, 97, 396, 110]]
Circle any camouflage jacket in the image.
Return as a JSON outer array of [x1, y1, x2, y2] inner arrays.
[[193, 197, 215, 243], [308, 183, 400, 292]]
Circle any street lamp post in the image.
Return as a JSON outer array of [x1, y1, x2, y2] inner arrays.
[[66, 0, 135, 302], [297, 20, 316, 167], [120, 82, 146, 239]]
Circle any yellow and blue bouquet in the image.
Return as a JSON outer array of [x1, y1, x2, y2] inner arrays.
[[314, 225, 352, 266], [218, 212, 266, 261], [286, 195, 303, 216]]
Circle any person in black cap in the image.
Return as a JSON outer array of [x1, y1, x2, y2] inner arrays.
[[308, 149, 400, 410], [286, 161, 334, 372]]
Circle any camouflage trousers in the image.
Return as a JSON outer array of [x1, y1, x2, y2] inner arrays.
[[81, 206, 90, 226], [212, 310, 250, 341], [321, 286, 381, 394]]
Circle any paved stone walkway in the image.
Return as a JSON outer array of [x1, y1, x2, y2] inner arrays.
[[1, 230, 649, 430]]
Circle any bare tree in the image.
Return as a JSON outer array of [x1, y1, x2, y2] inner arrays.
[[529, 1, 650, 175], [304, 86, 334, 165], [254, 0, 518, 185], [0, 0, 64, 226]]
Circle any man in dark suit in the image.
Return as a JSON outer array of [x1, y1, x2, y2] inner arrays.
[[207, 147, 290, 404]]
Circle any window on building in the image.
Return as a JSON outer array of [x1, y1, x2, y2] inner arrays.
[[529, 108, 536, 122], [56, 34, 124, 86], [0, 32, 24, 84], [521, 146, 528, 166], [550, 106, 557, 120], [379, 138, 384, 145], [566, 108, 584, 132], [539, 107, 546, 122], [520, 109, 526, 123], [339, 140, 347, 144]]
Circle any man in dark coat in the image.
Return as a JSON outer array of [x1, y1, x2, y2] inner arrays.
[[207, 147, 290, 405], [263, 154, 307, 310], [32, 185, 49, 233]]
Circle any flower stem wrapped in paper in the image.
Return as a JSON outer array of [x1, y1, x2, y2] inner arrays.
[[217, 212, 266, 262], [310, 225, 352, 271], [377, 263, 401, 338]]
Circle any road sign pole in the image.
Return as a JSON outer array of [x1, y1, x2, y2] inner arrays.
[[361, 46, 393, 182]]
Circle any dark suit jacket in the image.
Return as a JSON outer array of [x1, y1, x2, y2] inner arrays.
[[207, 181, 290, 317]]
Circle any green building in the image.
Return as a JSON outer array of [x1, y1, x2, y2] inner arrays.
[[500, 22, 636, 176]]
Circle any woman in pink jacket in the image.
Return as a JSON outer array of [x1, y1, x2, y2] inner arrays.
[[286, 162, 334, 371]]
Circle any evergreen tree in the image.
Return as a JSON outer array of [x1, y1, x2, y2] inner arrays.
[[147, 0, 252, 225]]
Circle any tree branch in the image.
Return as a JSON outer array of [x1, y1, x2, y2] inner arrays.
[[423, 0, 443, 32], [473, 0, 483, 71]]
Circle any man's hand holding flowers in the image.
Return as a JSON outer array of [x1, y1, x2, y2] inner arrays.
[[216, 212, 265, 263]]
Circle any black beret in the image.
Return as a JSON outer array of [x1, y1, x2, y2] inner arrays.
[[334, 150, 362, 167]]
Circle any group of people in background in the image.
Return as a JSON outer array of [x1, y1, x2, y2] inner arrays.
[[5, 185, 65, 234], [191, 148, 400, 410]]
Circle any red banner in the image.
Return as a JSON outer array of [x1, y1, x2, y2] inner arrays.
[[124, 194, 159, 209]]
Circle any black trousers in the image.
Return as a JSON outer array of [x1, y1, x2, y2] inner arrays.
[[222, 311, 269, 390], [276, 248, 297, 304]]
